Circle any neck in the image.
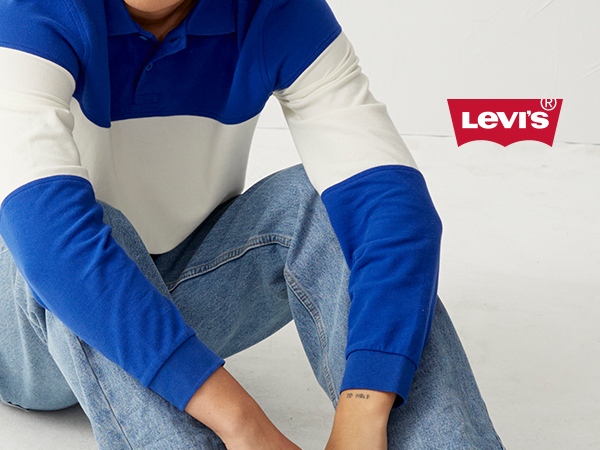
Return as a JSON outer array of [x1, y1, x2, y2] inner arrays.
[[125, 0, 197, 42]]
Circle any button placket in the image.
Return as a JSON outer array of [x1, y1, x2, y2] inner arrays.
[[132, 29, 187, 107]]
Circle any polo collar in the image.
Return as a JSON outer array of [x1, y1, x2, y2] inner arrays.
[[106, 0, 236, 37]]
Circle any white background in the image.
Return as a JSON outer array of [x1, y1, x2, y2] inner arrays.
[[263, 0, 600, 145]]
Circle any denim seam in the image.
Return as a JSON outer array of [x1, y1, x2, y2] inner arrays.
[[165, 234, 293, 292], [13, 275, 49, 345], [282, 269, 337, 403], [77, 337, 134, 450]]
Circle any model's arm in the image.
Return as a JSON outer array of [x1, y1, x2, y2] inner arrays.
[[272, 31, 442, 444], [325, 389, 395, 449]]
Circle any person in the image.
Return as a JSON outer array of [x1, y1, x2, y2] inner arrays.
[[0, 0, 505, 448]]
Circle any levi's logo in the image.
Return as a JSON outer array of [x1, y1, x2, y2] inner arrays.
[[447, 99, 563, 147]]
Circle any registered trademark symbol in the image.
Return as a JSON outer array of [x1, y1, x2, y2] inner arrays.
[[540, 99, 557, 111]]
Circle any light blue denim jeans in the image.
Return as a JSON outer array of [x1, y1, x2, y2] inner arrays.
[[0, 164, 504, 449]]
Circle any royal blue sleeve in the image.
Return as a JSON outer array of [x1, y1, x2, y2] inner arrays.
[[321, 165, 442, 405], [0, 177, 225, 411]]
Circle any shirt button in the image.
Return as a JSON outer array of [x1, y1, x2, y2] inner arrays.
[[146, 63, 154, 71], [139, 35, 148, 41]]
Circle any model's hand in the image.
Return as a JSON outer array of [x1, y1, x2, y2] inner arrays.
[[184, 367, 301, 449], [325, 389, 395, 450]]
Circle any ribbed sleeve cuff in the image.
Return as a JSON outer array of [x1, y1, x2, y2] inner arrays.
[[341, 350, 417, 407], [148, 335, 225, 411]]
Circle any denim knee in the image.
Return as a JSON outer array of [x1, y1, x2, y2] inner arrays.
[[258, 164, 326, 219], [274, 164, 317, 197]]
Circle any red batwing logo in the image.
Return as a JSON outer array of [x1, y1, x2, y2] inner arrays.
[[447, 99, 563, 147]]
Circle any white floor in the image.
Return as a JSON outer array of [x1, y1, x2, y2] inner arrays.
[[1, 115, 599, 449]]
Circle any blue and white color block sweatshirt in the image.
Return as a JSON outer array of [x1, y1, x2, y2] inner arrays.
[[0, 0, 442, 411]]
